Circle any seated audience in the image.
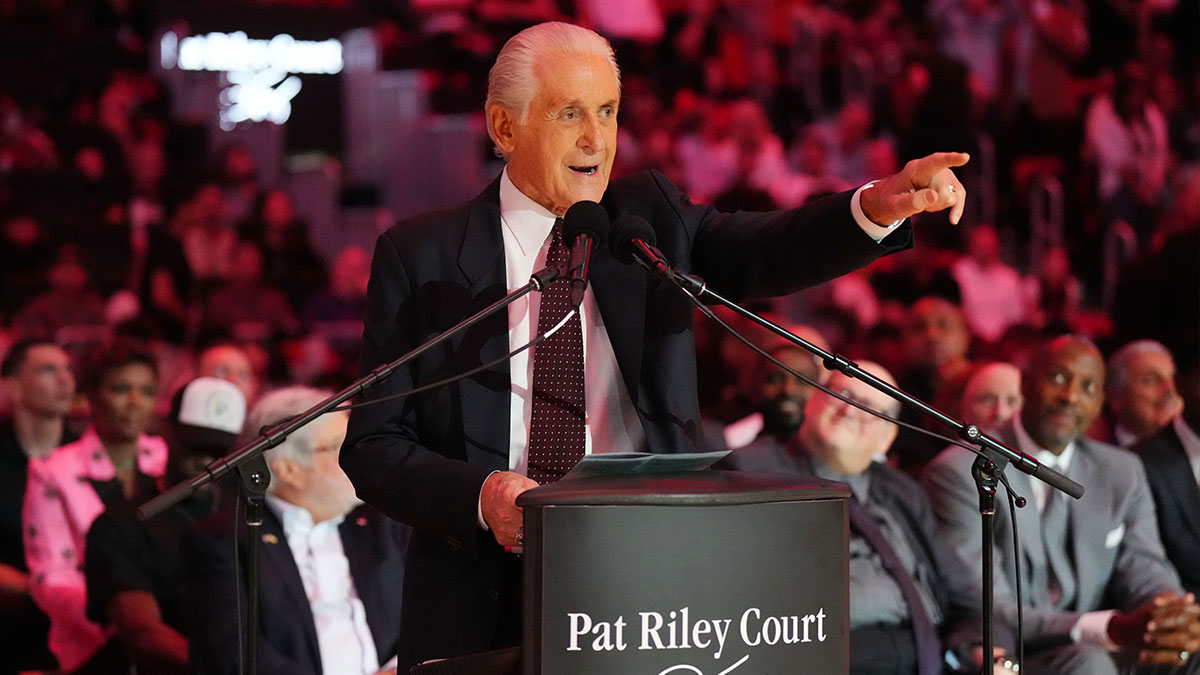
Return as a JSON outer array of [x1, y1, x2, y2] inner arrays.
[[0, 339, 77, 672], [1135, 353, 1200, 597], [922, 335, 1199, 675], [23, 339, 166, 672], [958, 361, 1023, 432], [1105, 339, 1183, 448], [183, 386, 410, 675], [85, 377, 246, 674], [724, 364, 1017, 674], [721, 327, 829, 451]]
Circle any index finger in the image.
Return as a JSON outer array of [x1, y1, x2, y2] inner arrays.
[[907, 152, 971, 186]]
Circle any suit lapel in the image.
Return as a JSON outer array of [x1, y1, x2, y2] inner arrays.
[[1066, 442, 1104, 608], [339, 509, 386, 657], [589, 242, 647, 405], [260, 511, 322, 666], [1160, 426, 1200, 539], [455, 180, 512, 468]]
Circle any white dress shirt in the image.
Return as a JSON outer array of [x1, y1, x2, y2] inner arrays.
[[266, 495, 384, 675], [1175, 416, 1200, 486]]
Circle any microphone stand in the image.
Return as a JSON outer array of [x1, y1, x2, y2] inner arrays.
[[658, 264, 1083, 674], [138, 265, 561, 675]]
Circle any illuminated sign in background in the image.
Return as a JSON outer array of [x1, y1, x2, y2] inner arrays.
[[160, 31, 343, 130]]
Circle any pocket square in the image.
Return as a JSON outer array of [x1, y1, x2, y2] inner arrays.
[[1105, 524, 1125, 549]]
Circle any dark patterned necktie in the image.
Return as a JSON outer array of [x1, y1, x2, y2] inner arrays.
[[526, 218, 586, 483], [847, 499, 943, 675]]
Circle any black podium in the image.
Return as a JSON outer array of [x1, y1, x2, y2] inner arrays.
[[518, 471, 851, 675]]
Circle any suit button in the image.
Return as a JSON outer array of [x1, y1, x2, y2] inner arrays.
[[488, 588, 499, 601]]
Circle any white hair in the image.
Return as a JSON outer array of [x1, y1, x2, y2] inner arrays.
[[1107, 339, 1174, 395], [242, 386, 337, 491], [484, 21, 621, 153]]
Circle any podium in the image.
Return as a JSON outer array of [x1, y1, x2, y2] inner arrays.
[[518, 471, 850, 675]]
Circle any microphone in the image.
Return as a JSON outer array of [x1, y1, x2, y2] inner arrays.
[[608, 215, 672, 279], [561, 200, 611, 307]]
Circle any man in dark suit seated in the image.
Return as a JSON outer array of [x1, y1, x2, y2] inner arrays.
[[1135, 350, 1200, 597], [184, 386, 410, 675], [724, 363, 1016, 675], [339, 20, 975, 669], [1105, 339, 1184, 448], [923, 336, 1200, 674]]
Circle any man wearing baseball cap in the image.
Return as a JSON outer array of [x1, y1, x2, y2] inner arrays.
[[85, 376, 247, 673]]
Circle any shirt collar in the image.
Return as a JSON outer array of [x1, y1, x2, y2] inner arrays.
[[499, 167, 558, 257], [266, 493, 344, 538], [1013, 416, 1076, 473], [808, 455, 872, 503]]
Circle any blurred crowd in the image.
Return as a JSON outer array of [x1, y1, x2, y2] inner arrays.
[[0, 0, 1198, 672]]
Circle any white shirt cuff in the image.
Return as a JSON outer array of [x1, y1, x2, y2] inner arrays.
[[478, 470, 499, 530], [851, 181, 905, 242], [1071, 609, 1119, 650]]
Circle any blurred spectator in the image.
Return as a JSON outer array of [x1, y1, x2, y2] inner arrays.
[[169, 183, 237, 287], [1023, 246, 1082, 333], [958, 361, 1023, 431], [806, 100, 890, 186], [23, 340, 166, 672], [721, 327, 830, 452], [85, 377, 246, 674], [0, 92, 59, 173], [951, 224, 1027, 343], [1104, 340, 1182, 448], [1135, 351, 1200, 596], [927, 0, 1019, 105], [893, 296, 973, 472], [203, 241, 303, 344], [196, 342, 260, 407], [0, 339, 77, 674], [0, 211, 56, 320], [12, 245, 108, 341], [239, 187, 329, 313], [213, 143, 263, 226], [1083, 62, 1169, 241], [304, 245, 370, 329]]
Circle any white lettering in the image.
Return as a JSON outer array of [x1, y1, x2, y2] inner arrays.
[[567, 613, 592, 652], [641, 612, 666, 650], [740, 608, 761, 647], [711, 619, 732, 660]]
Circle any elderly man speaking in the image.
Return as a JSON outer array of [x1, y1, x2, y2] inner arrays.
[[340, 21, 972, 668]]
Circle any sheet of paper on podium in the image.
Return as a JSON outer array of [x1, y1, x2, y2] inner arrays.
[[562, 451, 729, 479]]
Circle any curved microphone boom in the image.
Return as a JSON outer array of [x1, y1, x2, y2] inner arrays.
[[562, 200, 611, 307]]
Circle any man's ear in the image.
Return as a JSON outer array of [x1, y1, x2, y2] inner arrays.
[[270, 456, 308, 492], [488, 105, 518, 156]]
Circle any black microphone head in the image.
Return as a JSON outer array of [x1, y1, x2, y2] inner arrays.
[[608, 215, 657, 264], [562, 200, 610, 243]]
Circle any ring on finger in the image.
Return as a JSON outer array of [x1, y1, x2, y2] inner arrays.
[[947, 184, 957, 194]]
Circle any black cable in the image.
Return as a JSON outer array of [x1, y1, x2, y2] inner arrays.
[[282, 309, 577, 420], [671, 279, 986, 454], [1001, 473, 1024, 672]]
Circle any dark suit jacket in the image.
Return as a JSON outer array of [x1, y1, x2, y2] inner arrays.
[[182, 503, 409, 675], [1136, 420, 1200, 595], [340, 169, 911, 666], [721, 440, 1006, 657]]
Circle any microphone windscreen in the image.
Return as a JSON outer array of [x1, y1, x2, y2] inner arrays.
[[562, 200, 610, 242], [608, 215, 657, 264]]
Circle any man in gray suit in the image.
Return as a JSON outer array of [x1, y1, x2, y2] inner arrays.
[[922, 335, 1200, 674]]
